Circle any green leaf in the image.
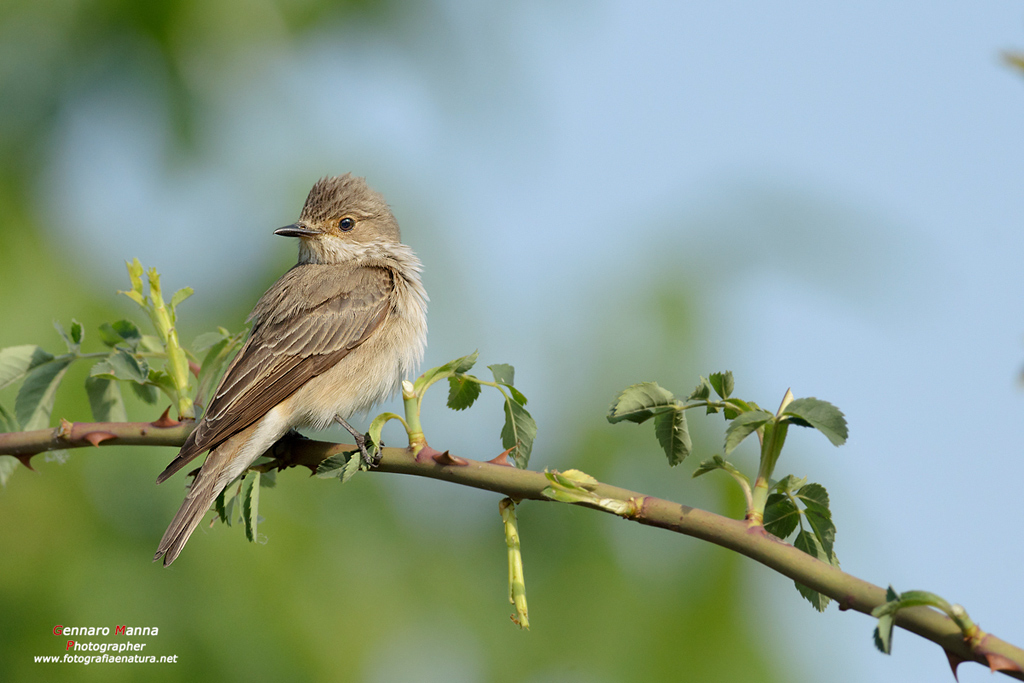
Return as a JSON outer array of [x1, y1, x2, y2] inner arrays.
[[113, 320, 143, 347], [607, 382, 676, 424], [723, 409, 772, 455], [146, 370, 179, 404], [98, 320, 142, 349], [215, 489, 229, 524], [195, 333, 243, 410], [793, 483, 836, 557], [130, 382, 159, 404], [139, 335, 163, 353], [654, 408, 690, 466], [508, 386, 528, 406], [413, 351, 479, 393], [722, 397, 757, 420], [692, 454, 747, 482], [90, 349, 149, 384], [315, 452, 362, 483], [803, 505, 836, 560], [708, 371, 734, 399], [366, 412, 403, 460], [316, 453, 347, 478], [793, 530, 833, 611], [0, 402, 17, 432], [54, 320, 82, 353], [243, 473, 260, 542], [782, 397, 848, 446], [0, 345, 55, 390], [687, 377, 712, 401], [763, 493, 800, 539], [215, 485, 244, 526], [0, 455, 19, 486], [97, 324, 121, 347], [15, 357, 73, 430], [84, 377, 128, 422], [341, 450, 362, 482], [259, 470, 277, 488], [772, 473, 806, 494], [170, 287, 194, 312], [501, 398, 537, 469], [54, 319, 84, 351], [447, 375, 482, 411], [488, 363, 515, 387], [874, 613, 896, 654], [795, 482, 830, 509], [191, 331, 226, 353]]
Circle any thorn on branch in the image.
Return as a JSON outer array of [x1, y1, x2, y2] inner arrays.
[[84, 432, 117, 447], [152, 407, 181, 428], [414, 444, 441, 464], [979, 648, 1022, 674], [188, 360, 201, 378], [487, 446, 515, 467], [945, 650, 965, 681], [15, 454, 37, 471], [433, 450, 468, 467]]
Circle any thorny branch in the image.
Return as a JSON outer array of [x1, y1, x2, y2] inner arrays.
[[1, 421, 1022, 680]]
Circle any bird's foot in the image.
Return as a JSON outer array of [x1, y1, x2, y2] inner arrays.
[[353, 431, 381, 468], [335, 415, 381, 468]]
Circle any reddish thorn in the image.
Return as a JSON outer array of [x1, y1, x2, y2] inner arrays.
[[415, 445, 443, 464], [487, 446, 515, 466], [945, 650, 965, 681], [982, 651, 1022, 674], [432, 450, 468, 467], [152, 407, 181, 428], [15, 454, 37, 471], [84, 431, 117, 447], [188, 360, 201, 378]]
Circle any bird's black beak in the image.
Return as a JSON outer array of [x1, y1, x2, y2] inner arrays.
[[274, 222, 320, 238]]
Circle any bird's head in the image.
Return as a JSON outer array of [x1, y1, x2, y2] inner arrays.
[[275, 174, 401, 264]]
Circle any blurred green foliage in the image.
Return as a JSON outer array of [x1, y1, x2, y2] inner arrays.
[[0, 2, 789, 681]]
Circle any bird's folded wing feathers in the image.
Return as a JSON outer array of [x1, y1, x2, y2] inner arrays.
[[156, 264, 394, 483]]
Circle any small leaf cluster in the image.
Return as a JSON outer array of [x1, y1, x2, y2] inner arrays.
[[413, 351, 536, 469], [315, 450, 364, 483], [871, 587, 979, 656], [609, 371, 848, 611], [762, 476, 839, 611], [0, 263, 245, 486], [119, 258, 200, 419], [214, 469, 275, 543]]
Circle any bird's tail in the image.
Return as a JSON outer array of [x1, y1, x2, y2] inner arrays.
[[152, 444, 232, 566], [154, 417, 286, 566], [153, 427, 256, 566]]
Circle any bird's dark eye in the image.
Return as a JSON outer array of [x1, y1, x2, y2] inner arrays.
[[339, 217, 354, 231]]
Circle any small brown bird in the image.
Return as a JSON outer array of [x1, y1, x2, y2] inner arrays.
[[153, 174, 428, 566]]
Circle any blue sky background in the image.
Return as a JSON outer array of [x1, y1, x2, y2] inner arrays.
[[28, 2, 1024, 681]]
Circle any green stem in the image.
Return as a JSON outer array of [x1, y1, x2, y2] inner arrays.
[[749, 476, 770, 525], [749, 420, 789, 524], [499, 498, 529, 629], [402, 381, 425, 452]]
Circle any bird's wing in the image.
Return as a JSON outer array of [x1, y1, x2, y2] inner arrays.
[[156, 263, 394, 483]]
